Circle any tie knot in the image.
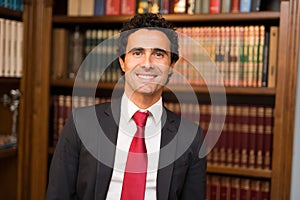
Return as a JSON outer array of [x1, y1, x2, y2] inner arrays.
[[133, 111, 149, 127]]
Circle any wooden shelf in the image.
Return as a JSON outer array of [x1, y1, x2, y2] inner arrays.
[[207, 165, 272, 178], [0, 6, 22, 20], [0, 77, 21, 84], [0, 148, 17, 159], [51, 79, 276, 95], [52, 12, 280, 25]]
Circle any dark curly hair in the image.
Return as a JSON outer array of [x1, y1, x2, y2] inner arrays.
[[117, 13, 179, 64]]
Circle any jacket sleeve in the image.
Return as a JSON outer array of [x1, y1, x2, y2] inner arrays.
[[180, 127, 207, 200], [46, 112, 81, 200]]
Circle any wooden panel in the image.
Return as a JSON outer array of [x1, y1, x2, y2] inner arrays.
[[0, 157, 17, 200], [17, 0, 53, 199]]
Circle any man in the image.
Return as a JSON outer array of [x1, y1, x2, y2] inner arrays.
[[46, 13, 206, 200]]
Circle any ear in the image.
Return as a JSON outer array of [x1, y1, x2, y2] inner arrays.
[[119, 57, 126, 72]]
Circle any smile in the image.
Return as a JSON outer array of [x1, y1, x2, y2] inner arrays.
[[136, 74, 157, 80]]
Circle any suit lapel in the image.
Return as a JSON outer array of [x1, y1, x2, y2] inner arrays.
[[157, 108, 178, 200], [94, 100, 120, 200]]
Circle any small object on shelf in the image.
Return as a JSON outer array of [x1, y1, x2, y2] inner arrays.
[[1, 89, 21, 146], [0, 134, 17, 149]]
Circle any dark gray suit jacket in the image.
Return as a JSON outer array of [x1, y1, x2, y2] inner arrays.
[[46, 100, 206, 200]]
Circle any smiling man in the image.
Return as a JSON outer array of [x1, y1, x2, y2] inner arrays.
[[46, 13, 206, 200]]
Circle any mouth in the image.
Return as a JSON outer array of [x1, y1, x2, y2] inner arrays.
[[136, 73, 158, 80]]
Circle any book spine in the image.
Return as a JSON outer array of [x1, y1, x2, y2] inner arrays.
[[240, 105, 249, 168], [210, 0, 221, 13], [121, 0, 136, 15], [267, 26, 279, 88], [0, 19, 4, 77], [240, 0, 252, 12], [263, 107, 273, 169], [94, 0, 106, 16], [106, 0, 121, 15], [231, 0, 240, 12], [256, 106, 265, 169], [248, 106, 257, 168], [251, 0, 261, 11]]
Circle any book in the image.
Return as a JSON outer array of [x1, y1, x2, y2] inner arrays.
[[16, 21, 23, 77], [94, 0, 106, 16], [210, 0, 221, 13], [231, 0, 240, 12], [267, 26, 279, 88], [67, 0, 80, 16], [51, 28, 69, 79], [261, 27, 269, 87], [240, 0, 252, 12], [256, 106, 265, 169], [159, 0, 169, 14], [0, 18, 4, 77], [221, 0, 231, 13], [106, 0, 121, 15], [248, 106, 257, 168], [251, 0, 261, 11], [121, 0, 136, 15], [80, 0, 94, 16], [263, 107, 273, 169], [201, 0, 210, 13]]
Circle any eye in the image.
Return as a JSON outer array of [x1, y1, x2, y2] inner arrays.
[[154, 51, 165, 58], [132, 50, 143, 57]]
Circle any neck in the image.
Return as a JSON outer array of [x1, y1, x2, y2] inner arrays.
[[124, 89, 162, 109]]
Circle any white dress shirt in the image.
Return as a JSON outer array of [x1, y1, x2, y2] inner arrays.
[[106, 94, 162, 200]]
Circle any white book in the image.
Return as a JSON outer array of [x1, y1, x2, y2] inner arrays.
[[0, 18, 5, 77], [68, 0, 81, 16], [80, 0, 94, 16], [16, 21, 23, 77], [4, 19, 11, 77], [10, 20, 16, 77]]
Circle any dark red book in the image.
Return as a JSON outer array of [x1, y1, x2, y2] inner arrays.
[[240, 179, 250, 200], [263, 107, 273, 169], [210, 176, 220, 200], [230, 178, 240, 200], [250, 180, 260, 200], [260, 181, 270, 200], [220, 176, 230, 199], [256, 106, 265, 169], [240, 106, 249, 168], [231, 0, 240, 12], [57, 95, 65, 137], [226, 105, 235, 166], [233, 106, 242, 167], [248, 106, 257, 168]]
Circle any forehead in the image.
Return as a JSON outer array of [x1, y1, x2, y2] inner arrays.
[[126, 29, 171, 51]]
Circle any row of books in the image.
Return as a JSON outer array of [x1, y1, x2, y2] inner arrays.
[[67, 0, 280, 16], [0, 18, 23, 77], [0, 0, 23, 11], [51, 95, 274, 170], [206, 174, 270, 200], [50, 95, 111, 146], [174, 26, 278, 88], [52, 25, 278, 88], [165, 102, 274, 169]]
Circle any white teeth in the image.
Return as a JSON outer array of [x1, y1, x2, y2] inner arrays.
[[138, 74, 156, 79]]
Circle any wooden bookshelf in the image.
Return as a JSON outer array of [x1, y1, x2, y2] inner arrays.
[[52, 12, 280, 25], [17, 0, 300, 200], [0, 6, 22, 20], [51, 79, 276, 95], [0, 148, 17, 159], [207, 165, 272, 178]]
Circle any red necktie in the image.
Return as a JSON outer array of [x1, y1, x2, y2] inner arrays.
[[121, 111, 149, 200]]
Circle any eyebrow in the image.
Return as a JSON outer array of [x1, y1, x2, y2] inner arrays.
[[127, 47, 168, 55]]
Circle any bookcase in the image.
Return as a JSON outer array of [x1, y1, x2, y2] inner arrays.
[[17, 0, 300, 200], [0, 5, 23, 200]]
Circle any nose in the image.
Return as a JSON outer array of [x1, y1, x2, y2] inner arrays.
[[142, 52, 152, 69]]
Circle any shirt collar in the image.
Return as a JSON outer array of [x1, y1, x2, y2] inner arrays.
[[121, 93, 162, 125]]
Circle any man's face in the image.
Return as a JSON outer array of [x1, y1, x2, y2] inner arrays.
[[119, 29, 174, 97]]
